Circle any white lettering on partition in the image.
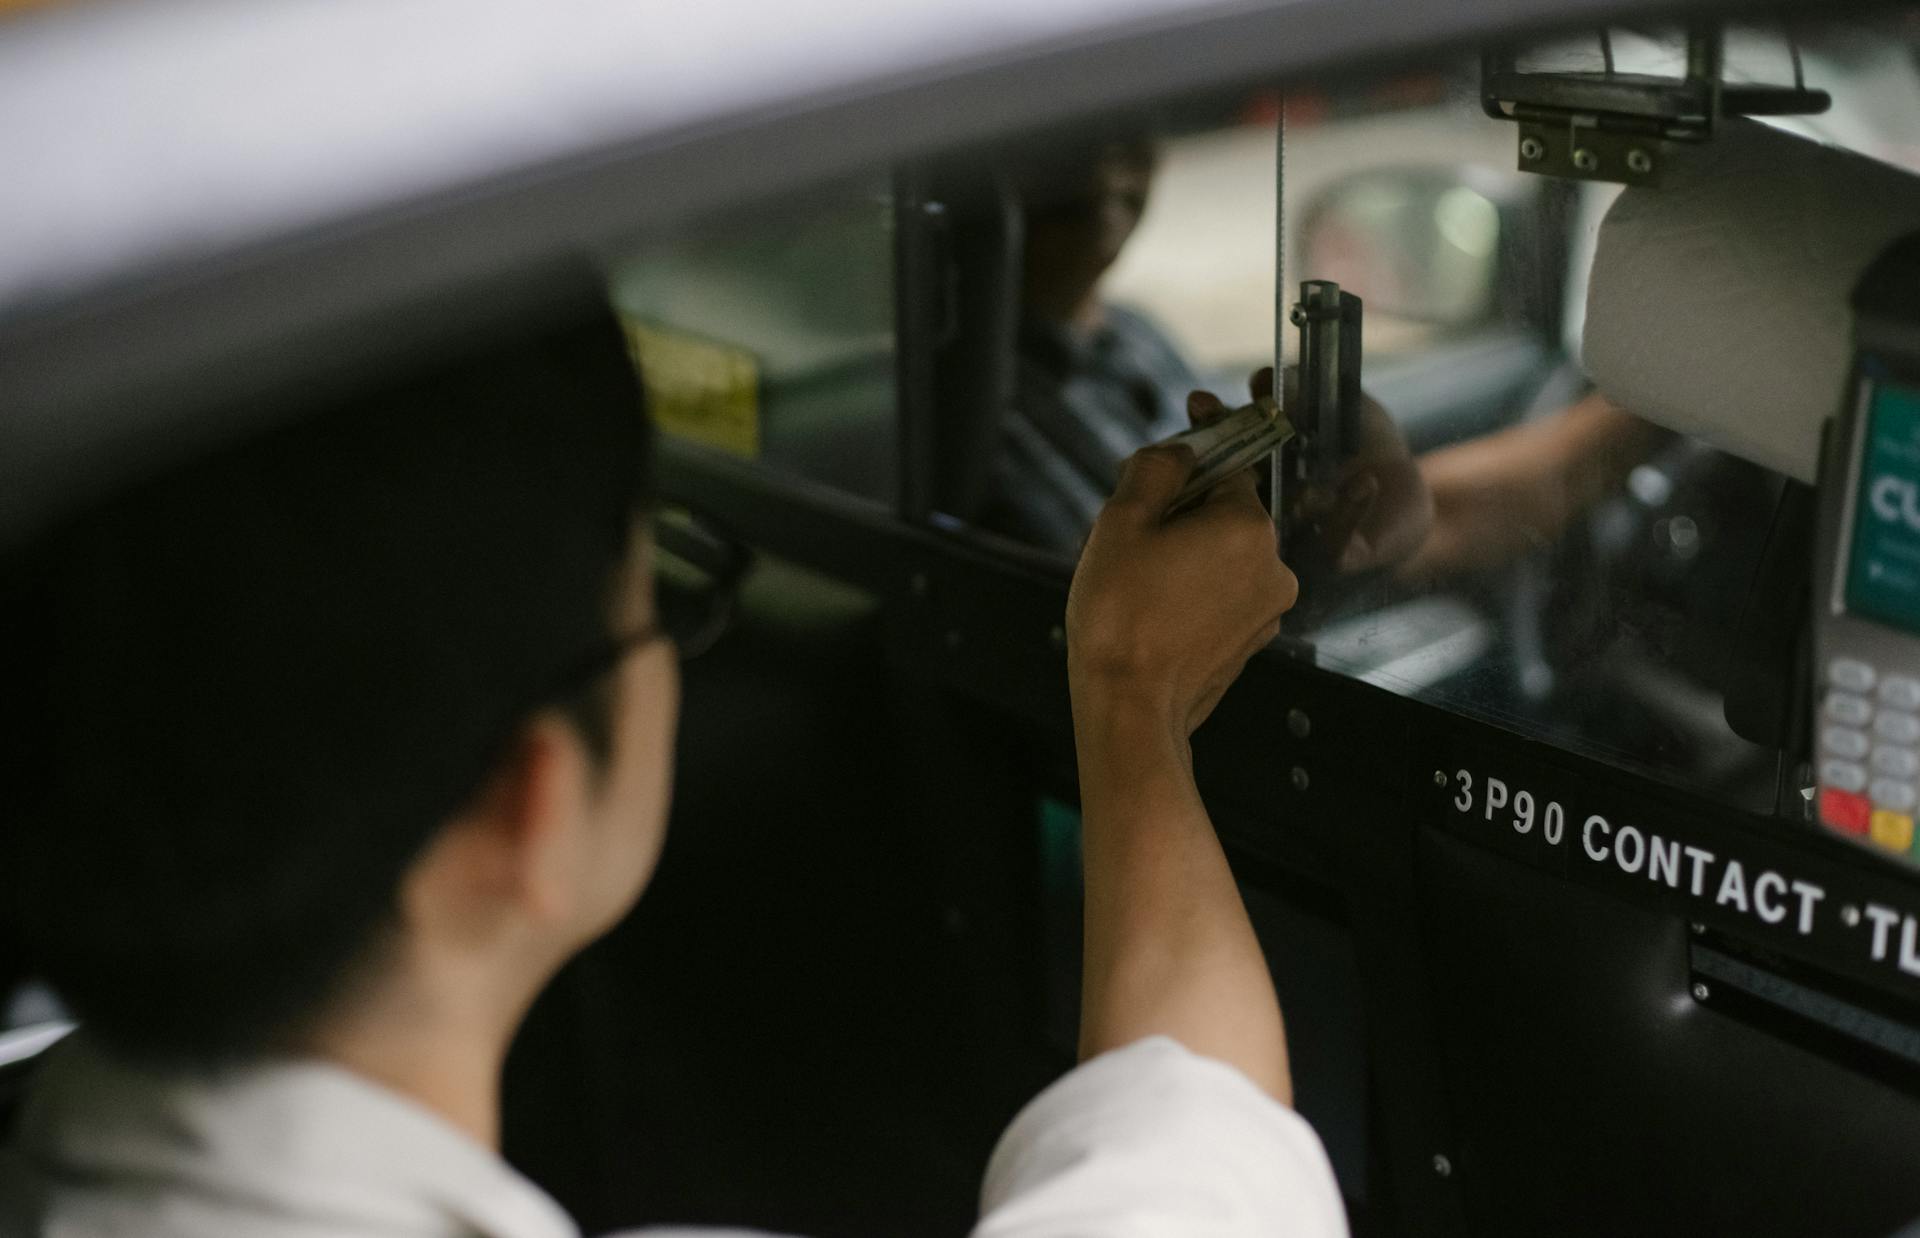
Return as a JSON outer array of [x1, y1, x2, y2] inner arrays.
[[1543, 802, 1565, 845], [1583, 815, 1611, 862], [1439, 765, 1908, 974], [1683, 846, 1715, 897], [1864, 903, 1902, 961], [1648, 836, 1682, 889], [1790, 880, 1826, 936], [1753, 871, 1789, 925], [1716, 861, 1750, 914], [1903, 916, 1920, 979], [1615, 825, 1646, 874]]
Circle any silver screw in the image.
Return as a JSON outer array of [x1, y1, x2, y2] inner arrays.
[[1433, 770, 1450, 787], [1288, 304, 1308, 328], [1627, 148, 1653, 174], [1689, 922, 1705, 936], [1290, 767, 1311, 792], [1432, 1154, 1453, 1178], [1287, 709, 1312, 739], [1572, 148, 1600, 173], [1691, 982, 1711, 1002], [1843, 904, 1862, 928], [1519, 136, 1545, 161]]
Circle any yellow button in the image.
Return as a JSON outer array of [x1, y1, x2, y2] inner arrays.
[[1871, 810, 1914, 853]]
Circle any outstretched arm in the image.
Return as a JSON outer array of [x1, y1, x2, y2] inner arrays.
[[970, 429, 1344, 1238], [1066, 438, 1299, 1102], [1399, 394, 1660, 581]]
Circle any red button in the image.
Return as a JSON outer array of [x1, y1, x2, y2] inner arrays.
[[1820, 788, 1872, 835]]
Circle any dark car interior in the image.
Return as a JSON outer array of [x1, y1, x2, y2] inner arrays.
[[10, 7, 1920, 1238], [485, 28, 1920, 1237]]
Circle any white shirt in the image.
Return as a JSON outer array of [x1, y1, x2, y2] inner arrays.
[[0, 1034, 1346, 1238]]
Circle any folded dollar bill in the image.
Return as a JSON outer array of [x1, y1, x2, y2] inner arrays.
[[1164, 397, 1292, 511]]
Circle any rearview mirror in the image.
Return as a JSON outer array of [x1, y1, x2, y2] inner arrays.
[[1299, 168, 1517, 329]]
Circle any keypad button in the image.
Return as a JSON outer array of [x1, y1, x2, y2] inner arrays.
[[1873, 779, 1918, 812], [1883, 676, 1920, 712], [1877, 712, 1920, 745], [1823, 726, 1871, 761], [1831, 658, 1878, 693], [1822, 759, 1870, 793], [1872, 810, 1917, 854], [1821, 788, 1873, 834], [1874, 747, 1920, 779], [1827, 692, 1874, 727]]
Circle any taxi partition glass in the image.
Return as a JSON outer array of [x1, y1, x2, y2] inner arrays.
[[610, 179, 898, 506], [956, 30, 1920, 816]]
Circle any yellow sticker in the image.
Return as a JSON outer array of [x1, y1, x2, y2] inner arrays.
[[623, 320, 761, 459], [1871, 809, 1915, 854]]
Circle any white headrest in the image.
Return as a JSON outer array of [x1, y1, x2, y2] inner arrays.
[[1584, 118, 1920, 482]]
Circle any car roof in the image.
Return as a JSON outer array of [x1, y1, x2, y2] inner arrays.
[[0, 0, 1783, 547]]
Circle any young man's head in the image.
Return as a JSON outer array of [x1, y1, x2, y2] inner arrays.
[[1018, 135, 1160, 325], [0, 283, 676, 1068]]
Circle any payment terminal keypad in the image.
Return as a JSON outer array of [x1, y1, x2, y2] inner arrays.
[[1819, 657, 1920, 856]]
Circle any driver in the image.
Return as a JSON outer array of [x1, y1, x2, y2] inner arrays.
[[985, 133, 1670, 594], [0, 275, 1347, 1237], [989, 135, 1432, 574]]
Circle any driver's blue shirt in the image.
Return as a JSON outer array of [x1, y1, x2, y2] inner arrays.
[[988, 305, 1198, 555]]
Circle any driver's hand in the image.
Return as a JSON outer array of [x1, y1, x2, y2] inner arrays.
[[1254, 368, 1433, 574], [1395, 394, 1657, 582], [1066, 440, 1298, 738]]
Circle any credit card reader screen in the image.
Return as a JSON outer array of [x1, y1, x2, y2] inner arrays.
[[1844, 383, 1920, 634], [1816, 375, 1920, 862]]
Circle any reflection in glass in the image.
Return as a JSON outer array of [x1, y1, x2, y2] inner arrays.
[[966, 76, 1863, 814], [1302, 170, 1506, 329], [983, 137, 1201, 555], [611, 184, 897, 504]]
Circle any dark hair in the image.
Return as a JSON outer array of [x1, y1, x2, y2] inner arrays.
[[0, 286, 652, 1064], [1010, 132, 1160, 213]]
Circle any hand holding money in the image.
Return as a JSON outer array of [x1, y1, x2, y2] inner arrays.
[[1067, 431, 1299, 737], [1171, 367, 1433, 575], [1163, 396, 1292, 513]]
